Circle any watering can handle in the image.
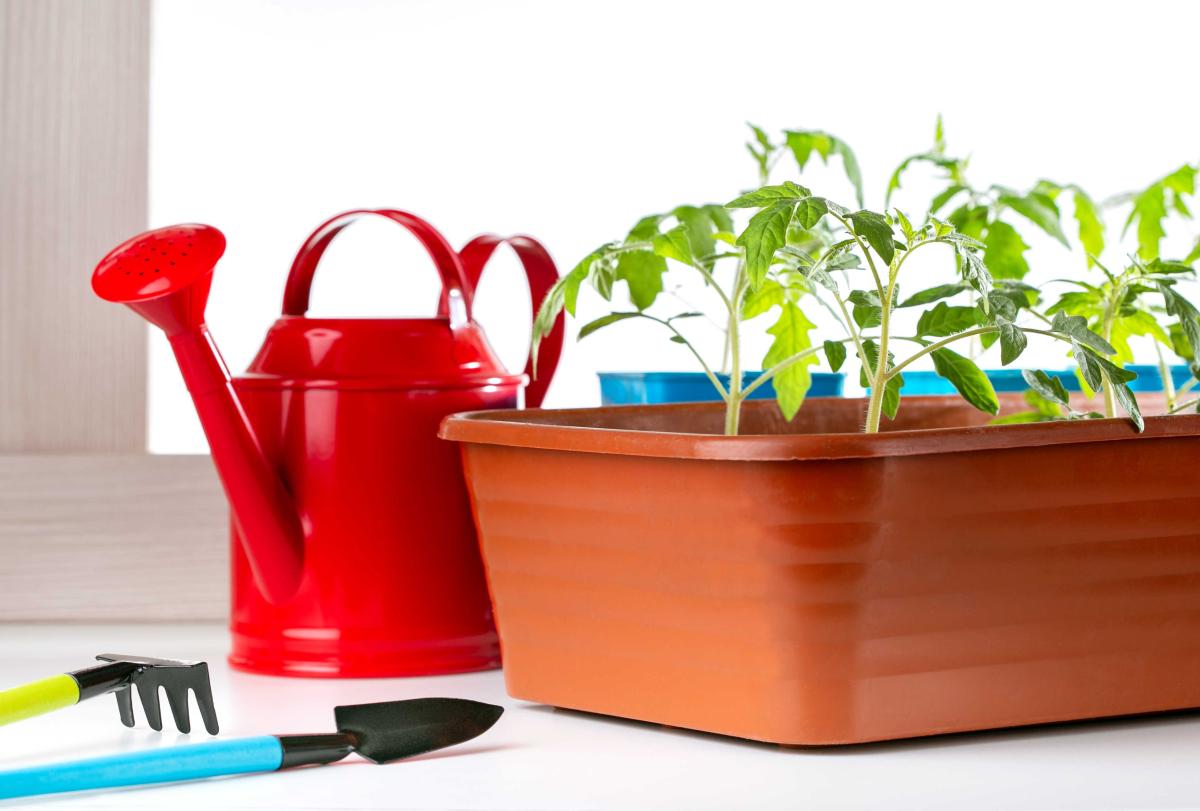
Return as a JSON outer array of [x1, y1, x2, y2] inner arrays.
[[282, 208, 473, 328], [438, 235, 564, 408]]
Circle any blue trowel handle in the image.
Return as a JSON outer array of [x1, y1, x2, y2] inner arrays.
[[0, 736, 283, 799]]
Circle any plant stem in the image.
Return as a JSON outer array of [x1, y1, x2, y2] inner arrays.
[[724, 268, 747, 436], [831, 213, 886, 302], [886, 326, 1077, 379], [741, 339, 855, 399], [1155, 341, 1176, 410], [1098, 280, 1126, 419], [864, 264, 898, 434], [1168, 396, 1200, 415], [637, 314, 728, 400]]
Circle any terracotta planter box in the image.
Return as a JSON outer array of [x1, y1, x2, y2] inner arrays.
[[441, 399, 1200, 745]]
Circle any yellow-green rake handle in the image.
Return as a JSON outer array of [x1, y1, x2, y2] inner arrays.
[[0, 674, 79, 726]]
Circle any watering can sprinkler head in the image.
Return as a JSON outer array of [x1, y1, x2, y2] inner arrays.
[[91, 224, 225, 335], [91, 225, 306, 605]]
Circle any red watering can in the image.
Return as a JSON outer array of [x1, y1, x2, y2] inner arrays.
[[91, 209, 564, 677]]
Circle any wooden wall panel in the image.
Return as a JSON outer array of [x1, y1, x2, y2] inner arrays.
[[0, 0, 151, 452], [0, 454, 228, 620]]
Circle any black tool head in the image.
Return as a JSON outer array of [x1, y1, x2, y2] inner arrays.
[[95, 654, 219, 735], [334, 698, 504, 764]]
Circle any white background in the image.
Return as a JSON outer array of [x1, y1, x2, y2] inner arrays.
[[148, 0, 1200, 452]]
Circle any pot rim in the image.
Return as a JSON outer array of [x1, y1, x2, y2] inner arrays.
[[440, 397, 1200, 461]]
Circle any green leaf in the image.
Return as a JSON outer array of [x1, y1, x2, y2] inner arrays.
[[997, 190, 1069, 247], [824, 340, 846, 372], [652, 225, 693, 265], [672, 205, 717, 268], [848, 289, 882, 328], [1186, 236, 1200, 265], [898, 282, 968, 308], [997, 322, 1027, 365], [832, 138, 865, 207], [916, 301, 977, 337], [1075, 347, 1143, 431], [626, 214, 664, 242], [1022, 369, 1070, 405], [1109, 309, 1170, 365], [793, 197, 829, 229], [736, 202, 794, 288], [615, 250, 667, 311], [726, 181, 811, 208], [1051, 311, 1116, 356], [847, 210, 896, 264], [930, 184, 967, 214], [702, 204, 734, 234], [931, 347, 1000, 414], [1071, 187, 1105, 264], [1158, 282, 1200, 360], [578, 312, 640, 339], [957, 247, 993, 301], [742, 279, 785, 319], [763, 302, 819, 420], [982, 220, 1030, 280]]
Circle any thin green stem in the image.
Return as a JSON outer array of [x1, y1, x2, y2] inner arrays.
[[740, 338, 855, 399], [1155, 341, 1177, 409], [831, 213, 885, 301], [724, 266, 749, 435], [1168, 396, 1200, 415], [637, 314, 728, 400], [886, 326, 1076, 379], [864, 262, 900, 434]]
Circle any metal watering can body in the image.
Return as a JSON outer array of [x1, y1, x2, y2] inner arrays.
[[92, 209, 564, 678]]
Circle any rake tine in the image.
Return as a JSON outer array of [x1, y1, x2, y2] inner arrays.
[[164, 687, 191, 735], [114, 687, 135, 728], [192, 676, 219, 735], [136, 682, 163, 732]]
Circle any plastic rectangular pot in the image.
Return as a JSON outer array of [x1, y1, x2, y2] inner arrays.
[[440, 398, 1200, 745]]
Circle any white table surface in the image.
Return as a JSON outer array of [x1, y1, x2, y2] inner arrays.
[[1, 624, 1199, 810]]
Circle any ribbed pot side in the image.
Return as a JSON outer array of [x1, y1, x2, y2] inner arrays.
[[447, 399, 1200, 744]]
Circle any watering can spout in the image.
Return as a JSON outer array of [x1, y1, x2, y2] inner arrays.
[[91, 225, 305, 604]]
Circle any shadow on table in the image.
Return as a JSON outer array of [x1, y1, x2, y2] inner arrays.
[[526, 703, 1200, 754]]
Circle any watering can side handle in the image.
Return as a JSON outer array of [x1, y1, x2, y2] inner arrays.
[[282, 209, 473, 327], [447, 235, 564, 408]]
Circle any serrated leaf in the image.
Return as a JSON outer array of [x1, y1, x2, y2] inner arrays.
[[736, 202, 794, 288], [998, 321, 1027, 365], [930, 184, 967, 214], [916, 301, 977, 337], [1022, 369, 1070, 405], [824, 340, 846, 372], [672, 205, 717, 268], [898, 282, 968, 308], [931, 347, 999, 414], [615, 250, 666, 311], [1051, 311, 1117, 355], [742, 279, 785, 319], [1109, 309, 1170, 365], [997, 190, 1069, 247], [793, 197, 829, 229], [703, 203, 734, 233], [578, 312, 640, 339], [652, 226, 693, 265], [1071, 187, 1105, 264], [764, 301, 818, 420], [626, 214, 664, 242], [982, 220, 1030, 280], [957, 247, 993, 301], [848, 289, 882, 328], [726, 181, 811, 208], [848, 210, 896, 264]]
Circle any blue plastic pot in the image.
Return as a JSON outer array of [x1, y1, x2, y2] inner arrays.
[[899, 365, 1192, 396], [598, 371, 845, 405], [898, 369, 1081, 396], [1124, 364, 1193, 392]]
